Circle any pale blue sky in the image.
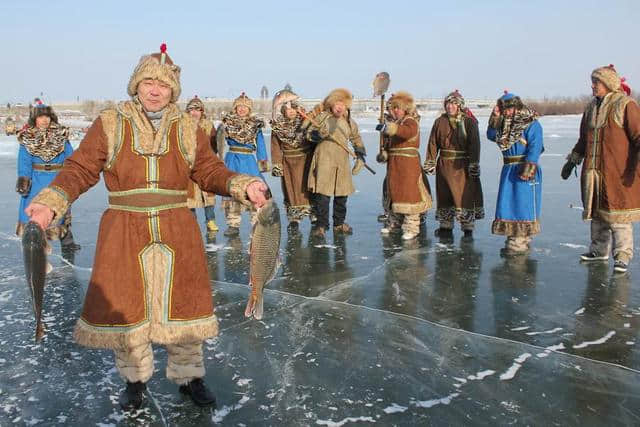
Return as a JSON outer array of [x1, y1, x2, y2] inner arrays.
[[1, 0, 638, 103]]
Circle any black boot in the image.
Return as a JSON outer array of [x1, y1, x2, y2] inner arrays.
[[119, 381, 146, 411], [179, 378, 217, 407]]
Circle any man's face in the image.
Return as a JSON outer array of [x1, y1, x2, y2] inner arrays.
[[591, 78, 609, 97], [445, 102, 460, 116], [236, 105, 250, 117], [331, 101, 346, 117], [391, 106, 405, 120], [189, 109, 202, 121], [503, 107, 516, 118], [35, 115, 51, 129], [137, 79, 172, 112]]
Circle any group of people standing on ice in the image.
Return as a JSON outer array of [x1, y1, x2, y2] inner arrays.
[[14, 43, 640, 412]]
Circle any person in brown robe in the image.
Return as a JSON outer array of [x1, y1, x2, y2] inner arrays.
[[424, 90, 484, 238], [185, 95, 219, 233], [561, 65, 640, 274], [25, 45, 269, 411], [377, 92, 432, 240], [270, 97, 313, 231]]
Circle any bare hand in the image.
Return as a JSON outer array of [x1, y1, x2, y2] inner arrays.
[[25, 203, 54, 230], [246, 181, 269, 209]]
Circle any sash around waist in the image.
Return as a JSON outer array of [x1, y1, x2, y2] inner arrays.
[[440, 149, 469, 160], [108, 189, 188, 212], [389, 147, 419, 157], [33, 163, 63, 171], [503, 155, 526, 165], [229, 146, 255, 154]]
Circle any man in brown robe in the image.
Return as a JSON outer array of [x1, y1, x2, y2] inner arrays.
[[562, 65, 640, 274], [425, 90, 484, 238], [377, 91, 431, 240], [25, 45, 268, 410]]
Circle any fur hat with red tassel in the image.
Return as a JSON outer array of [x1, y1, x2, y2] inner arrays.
[[127, 43, 182, 102], [620, 77, 632, 96], [591, 64, 622, 93]]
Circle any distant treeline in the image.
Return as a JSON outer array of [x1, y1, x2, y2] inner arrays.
[[526, 95, 640, 116]]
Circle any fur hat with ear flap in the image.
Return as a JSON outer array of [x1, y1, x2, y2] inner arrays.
[[387, 91, 416, 114], [186, 95, 205, 113], [591, 64, 621, 93], [323, 88, 353, 111], [232, 92, 253, 113], [497, 90, 524, 111], [28, 104, 58, 127], [127, 43, 182, 102]]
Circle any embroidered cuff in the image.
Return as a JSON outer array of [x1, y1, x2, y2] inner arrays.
[[31, 186, 70, 221], [423, 160, 437, 175], [519, 162, 537, 181], [384, 122, 398, 137], [468, 162, 481, 178], [258, 160, 270, 173], [227, 174, 262, 207]]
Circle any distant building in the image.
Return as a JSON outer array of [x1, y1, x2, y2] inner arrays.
[[260, 86, 269, 99]]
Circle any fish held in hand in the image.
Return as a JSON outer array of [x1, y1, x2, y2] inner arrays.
[[245, 200, 281, 320], [22, 221, 49, 342]]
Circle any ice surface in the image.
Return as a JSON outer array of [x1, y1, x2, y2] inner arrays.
[[0, 115, 639, 425]]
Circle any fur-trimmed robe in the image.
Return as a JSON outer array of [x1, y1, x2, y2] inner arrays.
[[187, 119, 218, 209], [384, 116, 431, 214], [569, 92, 640, 223], [32, 101, 259, 350]]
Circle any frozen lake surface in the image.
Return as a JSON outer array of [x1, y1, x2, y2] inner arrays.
[[0, 114, 639, 425]]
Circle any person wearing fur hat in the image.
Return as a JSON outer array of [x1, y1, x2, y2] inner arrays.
[[303, 88, 366, 238], [487, 91, 544, 254], [219, 92, 269, 237], [25, 44, 269, 411], [376, 91, 431, 240], [16, 104, 80, 250], [425, 90, 484, 238], [561, 65, 640, 274], [185, 96, 219, 233], [270, 94, 313, 230]]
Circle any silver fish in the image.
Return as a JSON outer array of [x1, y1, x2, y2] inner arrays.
[[271, 89, 299, 120], [372, 72, 390, 97], [22, 221, 49, 342], [245, 200, 281, 320]]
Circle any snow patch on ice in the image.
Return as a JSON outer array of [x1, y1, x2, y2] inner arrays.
[[574, 307, 585, 315], [526, 327, 563, 336], [316, 416, 376, 426], [383, 403, 408, 414], [560, 243, 587, 249], [211, 395, 251, 423], [413, 392, 459, 408], [205, 243, 224, 252], [468, 370, 495, 380], [573, 331, 616, 349], [510, 326, 530, 331], [314, 244, 338, 249]]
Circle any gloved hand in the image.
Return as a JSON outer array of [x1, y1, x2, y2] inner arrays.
[[376, 150, 388, 163], [352, 158, 365, 175], [271, 164, 283, 177], [16, 176, 31, 196], [354, 145, 366, 158], [468, 163, 480, 178], [309, 130, 322, 144], [375, 123, 386, 132], [561, 160, 576, 180]]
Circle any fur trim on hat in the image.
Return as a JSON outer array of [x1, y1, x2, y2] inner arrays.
[[127, 51, 182, 102], [387, 91, 415, 114], [592, 65, 622, 93], [497, 92, 523, 111], [323, 88, 353, 110], [186, 96, 205, 112], [28, 105, 59, 126], [232, 93, 253, 113]]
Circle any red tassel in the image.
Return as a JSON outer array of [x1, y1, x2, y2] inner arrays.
[[160, 43, 167, 53], [503, 89, 509, 95]]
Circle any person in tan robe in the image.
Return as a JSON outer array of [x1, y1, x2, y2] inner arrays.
[[270, 96, 313, 231], [562, 65, 640, 274], [25, 45, 269, 411], [303, 88, 366, 238], [185, 96, 219, 233], [377, 92, 431, 240], [425, 90, 484, 238]]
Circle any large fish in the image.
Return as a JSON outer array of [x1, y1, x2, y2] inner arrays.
[[245, 199, 281, 320], [372, 71, 390, 97], [22, 221, 50, 342], [271, 89, 299, 120]]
